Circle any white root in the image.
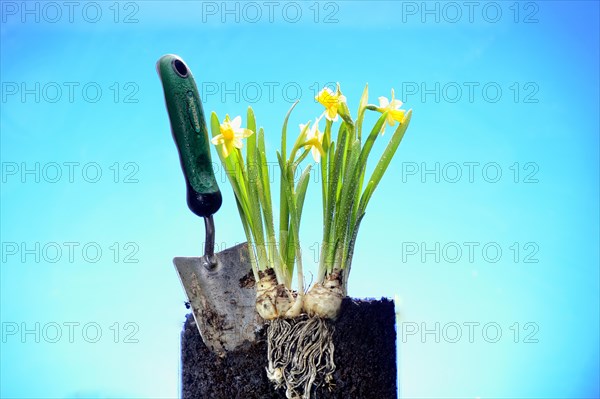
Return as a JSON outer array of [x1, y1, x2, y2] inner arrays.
[[266, 317, 335, 399], [261, 269, 343, 397]]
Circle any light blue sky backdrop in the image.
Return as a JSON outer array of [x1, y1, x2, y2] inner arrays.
[[1, 1, 598, 398]]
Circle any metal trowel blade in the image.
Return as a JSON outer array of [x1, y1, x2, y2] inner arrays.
[[173, 242, 261, 356]]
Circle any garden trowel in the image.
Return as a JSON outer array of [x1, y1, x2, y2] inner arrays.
[[157, 54, 260, 357]]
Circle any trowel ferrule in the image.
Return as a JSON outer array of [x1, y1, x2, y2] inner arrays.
[[202, 215, 217, 269]]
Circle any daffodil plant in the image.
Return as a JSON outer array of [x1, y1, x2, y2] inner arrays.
[[210, 84, 412, 399], [302, 84, 412, 320], [210, 105, 320, 320]]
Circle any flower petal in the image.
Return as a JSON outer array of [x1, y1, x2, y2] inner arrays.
[[314, 114, 323, 126], [222, 141, 233, 158], [387, 114, 396, 126], [317, 87, 337, 106], [312, 146, 321, 163], [325, 108, 338, 121], [233, 138, 243, 149], [379, 96, 390, 108], [310, 123, 319, 139], [390, 109, 405, 122], [322, 87, 335, 97], [237, 128, 254, 138], [390, 99, 403, 110], [211, 135, 225, 145], [230, 116, 242, 130]]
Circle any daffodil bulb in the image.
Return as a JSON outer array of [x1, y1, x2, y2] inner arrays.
[[283, 293, 303, 319], [256, 268, 279, 320], [303, 269, 344, 319], [256, 268, 304, 320]]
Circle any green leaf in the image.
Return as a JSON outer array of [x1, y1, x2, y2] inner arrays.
[[285, 228, 296, 282], [233, 147, 267, 268], [292, 148, 310, 173], [279, 102, 300, 270], [210, 112, 220, 138], [323, 118, 333, 154], [278, 155, 298, 226], [358, 110, 412, 215], [332, 237, 344, 272], [317, 141, 336, 279], [320, 140, 329, 220], [211, 113, 263, 276], [281, 100, 299, 163], [295, 164, 312, 223], [277, 149, 290, 251], [289, 122, 310, 162], [342, 211, 365, 293], [257, 128, 275, 238], [324, 129, 347, 273], [247, 107, 256, 132], [356, 84, 369, 141], [256, 128, 282, 276], [333, 123, 349, 204], [234, 195, 258, 275], [327, 141, 336, 194], [349, 111, 387, 230], [359, 180, 375, 216], [277, 151, 298, 278], [357, 112, 388, 170], [337, 123, 349, 188], [246, 108, 257, 193], [334, 139, 361, 263]]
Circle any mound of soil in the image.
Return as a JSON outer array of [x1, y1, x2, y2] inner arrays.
[[181, 298, 397, 399]]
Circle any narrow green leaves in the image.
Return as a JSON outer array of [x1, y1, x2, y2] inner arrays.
[[281, 100, 299, 163], [210, 90, 412, 293], [358, 110, 412, 216], [356, 84, 369, 141]]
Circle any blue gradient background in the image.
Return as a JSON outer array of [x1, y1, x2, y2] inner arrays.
[[1, 1, 598, 398]]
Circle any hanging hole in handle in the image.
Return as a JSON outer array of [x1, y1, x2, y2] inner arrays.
[[172, 59, 189, 78]]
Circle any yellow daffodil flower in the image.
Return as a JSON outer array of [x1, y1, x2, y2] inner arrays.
[[211, 115, 254, 158], [300, 116, 324, 162], [378, 89, 405, 134], [315, 87, 347, 122]]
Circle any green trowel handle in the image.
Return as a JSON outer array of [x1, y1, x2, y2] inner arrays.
[[157, 54, 222, 217]]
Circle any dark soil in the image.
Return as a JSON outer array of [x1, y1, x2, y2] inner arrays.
[[181, 298, 397, 399]]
